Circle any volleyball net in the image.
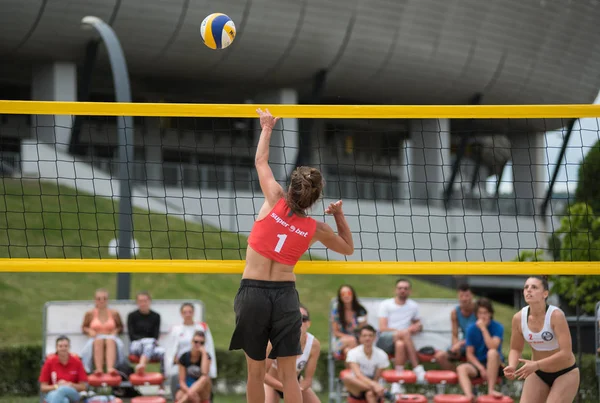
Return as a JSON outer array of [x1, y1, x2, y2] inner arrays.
[[0, 101, 599, 275]]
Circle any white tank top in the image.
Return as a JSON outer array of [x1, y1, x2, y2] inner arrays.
[[273, 333, 315, 373], [521, 305, 560, 351]]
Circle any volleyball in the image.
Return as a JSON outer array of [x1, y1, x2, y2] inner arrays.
[[200, 13, 236, 50]]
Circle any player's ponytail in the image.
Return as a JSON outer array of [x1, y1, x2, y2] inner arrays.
[[287, 166, 323, 215]]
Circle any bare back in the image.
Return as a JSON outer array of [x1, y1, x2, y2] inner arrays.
[[243, 199, 312, 282]]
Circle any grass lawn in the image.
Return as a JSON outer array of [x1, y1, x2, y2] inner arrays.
[[0, 178, 519, 352]]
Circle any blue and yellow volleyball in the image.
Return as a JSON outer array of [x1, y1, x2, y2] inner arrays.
[[200, 13, 236, 50]]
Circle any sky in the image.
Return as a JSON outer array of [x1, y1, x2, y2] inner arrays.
[[490, 90, 600, 196]]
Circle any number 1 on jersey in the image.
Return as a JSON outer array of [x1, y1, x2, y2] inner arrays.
[[274, 234, 288, 253]]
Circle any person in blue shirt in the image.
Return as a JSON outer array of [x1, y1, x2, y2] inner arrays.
[[456, 298, 505, 401], [434, 283, 477, 370]]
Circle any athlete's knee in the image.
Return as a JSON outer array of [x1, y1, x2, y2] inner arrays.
[[246, 360, 266, 379], [395, 340, 405, 350]]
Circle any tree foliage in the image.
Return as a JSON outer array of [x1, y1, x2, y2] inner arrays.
[[574, 140, 600, 214], [550, 203, 600, 315]]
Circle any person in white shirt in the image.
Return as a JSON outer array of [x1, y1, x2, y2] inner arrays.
[[376, 279, 426, 381], [342, 325, 392, 403], [264, 304, 321, 403], [163, 303, 217, 401]]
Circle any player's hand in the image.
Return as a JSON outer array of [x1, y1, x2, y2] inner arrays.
[[88, 329, 96, 337], [325, 200, 344, 215], [515, 358, 538, 380], [503, 365, 516, 380], [476, 319, 487, 329], [257, 108, 280, 130]]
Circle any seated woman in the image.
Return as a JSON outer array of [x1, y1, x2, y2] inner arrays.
[[176, 331, 212, 403], [331, 284, 368, 357], [264, 304, 322, 403], [39, 336, 88, 403], [164, 303, 217, 400], [81, 288, 125, 375]]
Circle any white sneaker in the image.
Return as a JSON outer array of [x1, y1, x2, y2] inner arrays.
[[390, 382, 403, 395], [413, 365, 426, 382]]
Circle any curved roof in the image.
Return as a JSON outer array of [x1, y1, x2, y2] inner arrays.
[[2, 0, 600, 105]]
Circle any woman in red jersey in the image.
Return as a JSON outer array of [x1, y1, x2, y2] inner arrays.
[[229, 108, 354, 403]]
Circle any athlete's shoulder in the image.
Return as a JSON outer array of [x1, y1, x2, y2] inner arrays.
[[311, 336, 321, 353], [512, 310, 522, 323], [549, 306, 566, 321]]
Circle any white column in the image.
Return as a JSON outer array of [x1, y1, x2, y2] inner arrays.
[[408, 119, 451, 203], [254, 89, 299, 185], [23, 62, 77, 177], [31, 62, 77, 150]]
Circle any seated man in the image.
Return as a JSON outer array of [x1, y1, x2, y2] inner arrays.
[[342, 325, 392, 403], [435, 283, 477, 370], [127, 291, 164, 374], [39, 336, 88, 403], [456, 298, 505, 401], [376, 279, 426, 381]]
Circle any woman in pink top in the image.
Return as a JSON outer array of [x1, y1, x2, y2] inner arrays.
[[81, 288, 124, 375]]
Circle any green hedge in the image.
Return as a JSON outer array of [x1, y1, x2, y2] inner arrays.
[[2, 344, 598, 400]]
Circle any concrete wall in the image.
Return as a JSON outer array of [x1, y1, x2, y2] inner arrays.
[[3, 0, 600, 107]]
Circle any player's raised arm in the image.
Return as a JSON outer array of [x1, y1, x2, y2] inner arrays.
[[314, 200, 354, 255], [255, 108, 285, 206]]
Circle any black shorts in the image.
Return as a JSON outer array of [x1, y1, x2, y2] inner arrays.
[[228, 279, 302, 361], [535, 363, 577, 387]]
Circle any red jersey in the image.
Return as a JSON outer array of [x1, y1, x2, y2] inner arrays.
[[248, 198, 317, 265], [38, 354, 88, 385]]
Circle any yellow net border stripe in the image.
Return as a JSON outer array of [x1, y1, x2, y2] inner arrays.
[[0, 259, 597, 275], [2, 101, 600, 119]]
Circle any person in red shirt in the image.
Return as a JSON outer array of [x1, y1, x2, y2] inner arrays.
[[229, 108, 355, 403], [39, 336, 88, 403]]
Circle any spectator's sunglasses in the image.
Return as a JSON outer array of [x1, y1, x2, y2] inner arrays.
[[193, 339, 205, 346], [302, 315, 310, 323]]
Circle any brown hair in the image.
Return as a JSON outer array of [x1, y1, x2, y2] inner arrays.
[[286, 166, 323, 216], [475, 297, 495, 318]]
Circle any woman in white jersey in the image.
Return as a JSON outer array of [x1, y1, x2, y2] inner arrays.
[[264, 304, 321, 403], [503, 276, 579, 402]]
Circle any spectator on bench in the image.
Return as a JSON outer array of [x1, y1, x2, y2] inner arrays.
[[39, 335, 88, 403], [376, 279, 426, 381], [456, 298, 505, 401], [81, 288, 125, 375], [264, 304, 322, 403], [435, 283, 477, 370], [332, 284, 368, 358], [164, 303, 217, 401], [342, 325, 392, 403], [176, 331, 212, 403], [127, 290, 164, 375]]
